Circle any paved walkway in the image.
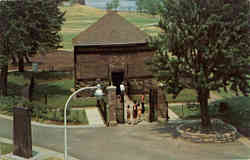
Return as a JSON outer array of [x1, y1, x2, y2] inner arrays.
[[85, 107, 105, 127], [0, 137, 78, 160], [168, 107, 180, 120], [1, 115, 250, 160]]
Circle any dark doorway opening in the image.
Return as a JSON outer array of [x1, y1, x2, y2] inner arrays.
[[112, 71, 124, 95]]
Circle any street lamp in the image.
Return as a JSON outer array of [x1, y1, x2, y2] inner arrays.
[[64, 84, 104, 160], [120, 83, 125, 123]]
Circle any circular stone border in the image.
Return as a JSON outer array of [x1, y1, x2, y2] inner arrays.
[[176, 119, 239, 143]]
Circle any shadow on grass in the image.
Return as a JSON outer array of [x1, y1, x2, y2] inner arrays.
[[7, 79, 71, 98], [9, 71, 73, 81], [149, 121, 183, 139]]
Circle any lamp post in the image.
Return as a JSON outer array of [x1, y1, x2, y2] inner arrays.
[[120, 83, 125, 123], [64, 84, 104, 160]]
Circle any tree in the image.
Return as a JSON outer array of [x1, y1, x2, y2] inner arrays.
[[0, 0, 65, 95], [106, 0, 120, 11], [0, 1, 17, 96], [0, 0, 64, 72], [136, 0, 162, 15], [147, 0, 250, 128]]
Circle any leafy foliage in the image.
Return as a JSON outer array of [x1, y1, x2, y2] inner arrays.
[[0, 0, 65, 95], [106, 0, 120, 11], [0, 95, 88, 124], [147, 0, 250, 127], [136, 0, 163, 15], [0, 96, 28, 113], [0, 0, 65, 58], [148, 0, 250, 97]]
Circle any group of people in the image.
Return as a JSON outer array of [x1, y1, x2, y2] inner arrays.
[[126, 95, 145, 125]]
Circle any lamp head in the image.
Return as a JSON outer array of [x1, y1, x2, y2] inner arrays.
[[94, 84, 104, 100]]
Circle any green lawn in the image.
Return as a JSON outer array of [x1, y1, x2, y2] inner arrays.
[[169, 104, 200, 119], [1, 71, 97, 124], [213, 96, 250, 128], [60, 4, 160, 50], [170, 96, 250, 134], [7, 71, 97, 109], [167, 89, 197, 103], [0, 142, 13, 155]]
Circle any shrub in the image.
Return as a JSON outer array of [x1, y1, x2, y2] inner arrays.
[[78, 110, 88, 123], [0, 96, 29, 113], [69, 110, 80, 123]]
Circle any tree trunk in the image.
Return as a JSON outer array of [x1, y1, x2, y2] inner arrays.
[[18, 55, 24, 72], [11, 55, 17, 65], [0, 65, 8, 96], [82, 0, 86, 5], [24, 54, 31, 63], [198, 88, 211, 128]]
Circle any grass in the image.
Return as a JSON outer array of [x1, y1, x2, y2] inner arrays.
[[167, 89, 197, 103], [0, 143, 13, 155], [60, 4, 160, 50], [213, 96, 250, 128], [34, 79, 97, 108], [2, 71, 99, 124], [45, 109, 88, 125], [216, 88, 239, 98], [7, 71, 97, 109], [169, 104, 200, 119], [169, 96, 250, 136]]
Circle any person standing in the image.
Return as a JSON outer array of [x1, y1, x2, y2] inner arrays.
[[133, 101, 138, 124], [127, 105, 131, 124], [141, 95, 145, 119], [138, 104, 142, 121]]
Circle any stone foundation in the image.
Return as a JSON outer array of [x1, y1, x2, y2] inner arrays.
[[177, 119, 239, 143]]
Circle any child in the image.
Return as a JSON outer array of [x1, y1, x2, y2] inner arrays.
[[138, 105, 142, 121], [133, 102, 138, 124], [141, 95, 145, 115]]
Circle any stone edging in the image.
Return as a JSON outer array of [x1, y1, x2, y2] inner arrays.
[[176, 119, 239, 143], [0, 114, 105, 129]]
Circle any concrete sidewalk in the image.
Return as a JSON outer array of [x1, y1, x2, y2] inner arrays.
[[0, 137, 78, 160], [85, 107, 105, 127], [168, 108, 180, 120]]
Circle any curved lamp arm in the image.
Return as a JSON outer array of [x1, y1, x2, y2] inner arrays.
[[64, 86, 97, 160]]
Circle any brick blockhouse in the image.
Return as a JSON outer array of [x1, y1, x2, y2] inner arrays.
[[72, 11, 155, 95]]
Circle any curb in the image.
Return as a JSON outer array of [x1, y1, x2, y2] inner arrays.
[[0, 137, 79, 160], [0, 114, 106, 129], [238, 136, 250, 149], [176, 119, 239, 143]]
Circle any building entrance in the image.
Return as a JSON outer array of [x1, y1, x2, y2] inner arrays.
[[111, 71, 124, 95]]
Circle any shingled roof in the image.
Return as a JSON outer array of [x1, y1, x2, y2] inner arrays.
[[72, 11, 149, 45]]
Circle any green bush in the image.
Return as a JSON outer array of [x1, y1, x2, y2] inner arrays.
[[0, 96, 29, 113], [0, 142, 13, 155], [170, 96, 250, 128], [78, 110, 88, 124], [209, 96, 250, 127], [69, 110, 80, 123], [30, 103, 53, 120]]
